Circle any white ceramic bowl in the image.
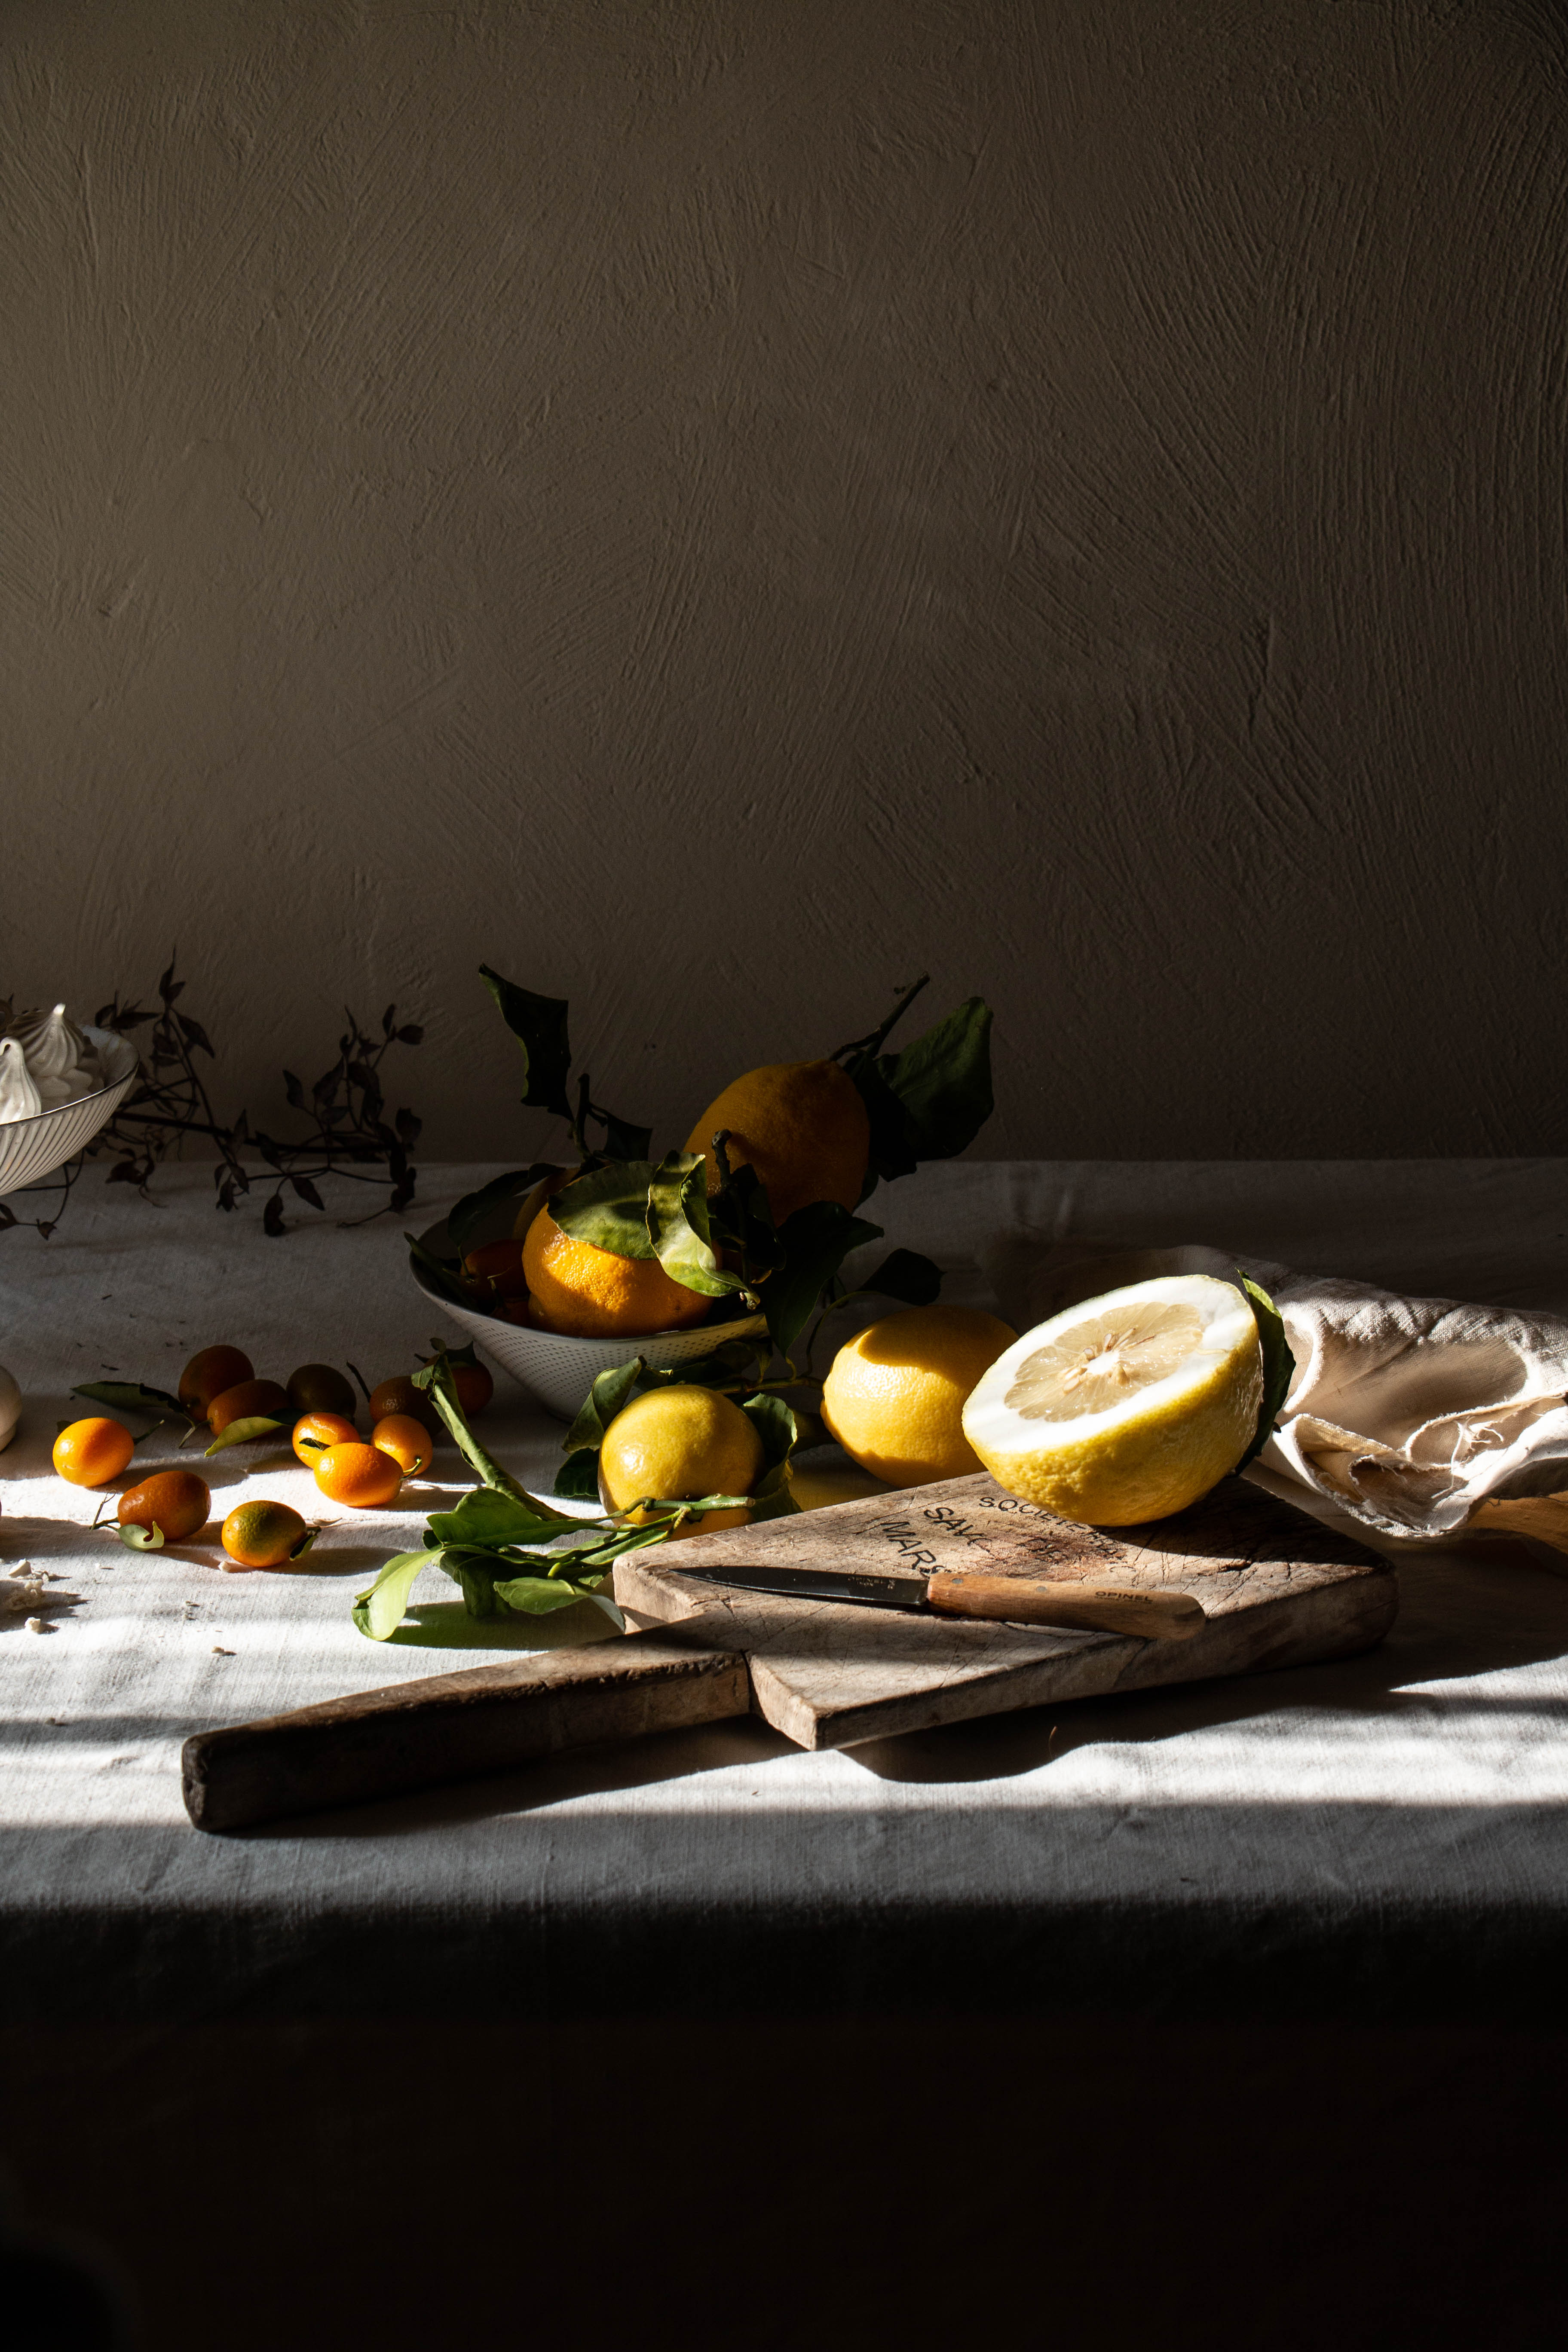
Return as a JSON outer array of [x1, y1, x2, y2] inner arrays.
[[409, 1212, 769, 1419], [0, 1026, 140, 1198]]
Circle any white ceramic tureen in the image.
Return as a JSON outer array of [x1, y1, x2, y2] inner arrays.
[[0, 1003, 140, 1450]]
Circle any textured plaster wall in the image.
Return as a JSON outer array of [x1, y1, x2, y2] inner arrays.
[[4, 0, 1567, 1164]]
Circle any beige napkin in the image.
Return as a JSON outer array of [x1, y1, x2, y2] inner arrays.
[[979, 1238, 1568, 1554]]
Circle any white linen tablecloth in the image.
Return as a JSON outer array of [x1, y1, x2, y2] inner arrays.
[[4, 1158, 1568, 2023]]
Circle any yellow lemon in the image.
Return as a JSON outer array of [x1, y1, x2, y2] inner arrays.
[[598, 1385, 765, 1535], [522, 1207, 710, 1339], [820, 1306, 1017, 1487], [961, 1275, 1263, 1526], [684, 1058, 870, 1226]]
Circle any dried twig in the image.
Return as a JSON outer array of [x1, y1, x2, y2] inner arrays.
[[0, 957, 422, 1240]]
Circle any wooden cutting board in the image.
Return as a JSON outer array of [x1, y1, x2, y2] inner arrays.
[[183, 1471, 1396, 1829], [613, 1471, 1398, 1749]]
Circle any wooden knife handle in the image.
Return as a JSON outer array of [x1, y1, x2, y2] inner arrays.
[[181, 1627, 750, 1833], [925, 1571, 1204, 1641]]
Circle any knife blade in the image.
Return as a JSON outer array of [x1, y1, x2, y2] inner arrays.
[[669, 1556, 1205, 1640]]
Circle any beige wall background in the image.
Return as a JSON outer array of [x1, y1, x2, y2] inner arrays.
[[4, 0, 1567, 1166]]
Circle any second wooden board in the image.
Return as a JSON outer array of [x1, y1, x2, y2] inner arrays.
[[614, 1470, 1398, 1749]]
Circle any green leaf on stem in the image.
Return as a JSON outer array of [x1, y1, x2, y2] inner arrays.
[[413, 1352, 570, 1517], [1234, 1272, 1297, 1472], [763, 1202, 884, 1357], [204, 1415, 288, 1457], [851, 1057, 922, 1191], [646, 1150, 742, 1298], [116, 1522, 165, 1552], [447, 1164, 556, 1258], [563, 1358, 645, 1455], [478, 966, 573, 1118], [739, 1391, 798, 1470], [747, 1456, 801, 1523], [550, 1160, 660, 1260], [554, 1448, 602, 1501], [490, 1573, 600, 1616], [597, 1111, 653, 1162], [405, 1231, 474, 1309], [876, 996, 993, 1162], [72, 1380, 187, 1421], [439, 1549, 505, 1619], [707, 1161, 786, 1278], [353, 1548, 441, 1640], [426, 1487, 580, 1551]]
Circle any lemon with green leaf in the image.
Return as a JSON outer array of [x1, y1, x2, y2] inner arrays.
[[598, 1385, 764, 1534], [685, 1059, 870, 1226]]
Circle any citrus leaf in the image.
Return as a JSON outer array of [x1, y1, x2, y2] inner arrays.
[[289, 1527, 320, 1560], [491, 1573, 599, 1616], [739, 1391, 798, 1470], [405, 1231, 473, 1309], [204, 1415, 288, 1456], [352, 1549, 443, 1639], [478, 966, 573, 1117], [72, 1380, 187, 1420], [864, 1248, 943, 1306], [551, 1160, 660, 1259], [876, 996, 993, 1161], [554, 1447, 602, 1501], [748, 1457, 801, 1522], [660, 1335, 772, 1393], [598, 1111, 653, 1161], [851, 1056, 921, 1189], [707, 1161, 786, 1275], [447, 1163, 556, 1258], [564, 1359, 645, 1455], [426, 1488, 578, 1550], [646, 1149, 743, 1298], [435, 1548, 508, 1617], [1234, 1272, 1297, 1472], [413, 1353, 569, 1516], [763, 1203, 884, 1356], [116, 1522, 165, 1551]]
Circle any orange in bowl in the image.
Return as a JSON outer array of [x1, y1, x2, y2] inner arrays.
[[461, 1237, 530, 1304], [522, 1209, 710, 1340]]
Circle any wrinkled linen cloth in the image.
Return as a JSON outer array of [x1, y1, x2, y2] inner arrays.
[[980, 1237, 1568, 1551]]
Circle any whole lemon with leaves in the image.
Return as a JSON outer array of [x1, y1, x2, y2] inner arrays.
[[821, 1306, 1017, 1487], [685, 1059, 870, 1227], [598, 1385, 764, 1535]]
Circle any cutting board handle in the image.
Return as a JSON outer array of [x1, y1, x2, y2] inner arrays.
[[182, 1626, 749, 1833], [925, 1571, 1204, 1640]]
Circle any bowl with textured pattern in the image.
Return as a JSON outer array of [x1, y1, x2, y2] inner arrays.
[[0, 1026, 140, 1199], [410, 1210, 768, 1419]]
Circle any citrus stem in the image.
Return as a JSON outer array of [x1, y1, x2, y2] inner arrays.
[[801, 1284, 878, 1377], [830, 974, 931, 1072]]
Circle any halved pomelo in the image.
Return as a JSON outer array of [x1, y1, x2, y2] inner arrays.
[[961, 1274, 1263, 1526]]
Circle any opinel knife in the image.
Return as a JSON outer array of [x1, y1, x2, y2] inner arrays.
[[664, 1556, 1204, 1640]]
